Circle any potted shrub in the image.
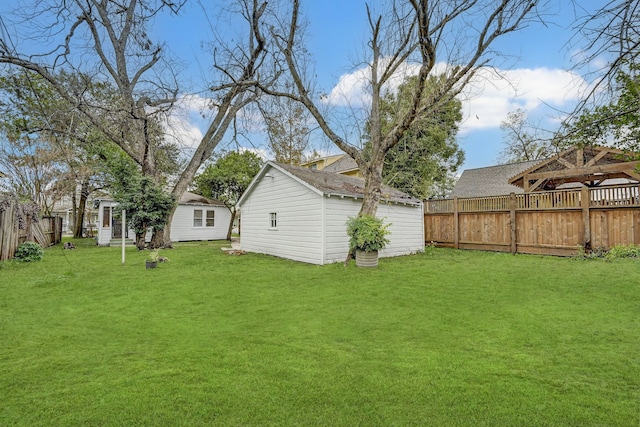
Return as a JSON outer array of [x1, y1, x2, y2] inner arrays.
[[346, 214, 391, 267], [145, 250, 169, 269]]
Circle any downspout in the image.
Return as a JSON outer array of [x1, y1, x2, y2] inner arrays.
[[321, 193, 327, 265]]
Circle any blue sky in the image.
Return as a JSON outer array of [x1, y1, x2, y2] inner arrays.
[[148, 1, 605, 172], [1, 1, 606, 172]]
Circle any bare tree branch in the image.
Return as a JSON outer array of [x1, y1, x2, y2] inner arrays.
[[266, 0, 544, 216]]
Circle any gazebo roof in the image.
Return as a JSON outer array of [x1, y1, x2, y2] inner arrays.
[[508, 146, 640, 192]]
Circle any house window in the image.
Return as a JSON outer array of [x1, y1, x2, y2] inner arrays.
[[269, 212, 277, 229], [102, 206, 111, 227], [206, 210, 215, 227], [193, 209, 203, 227]]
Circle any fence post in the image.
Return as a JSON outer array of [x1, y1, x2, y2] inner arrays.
[[510, 192, 517, 254], [581, 186, 591, 250], [453, 197, 459, 249]]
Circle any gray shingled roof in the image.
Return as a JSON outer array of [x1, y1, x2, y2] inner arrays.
[[450, 160, 541, 198], [179, 191, 225, 206], [274, 162, 421, 205], [321, 155, 359, 174]]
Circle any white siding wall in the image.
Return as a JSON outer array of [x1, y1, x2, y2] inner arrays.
[[97, 227, 111, 246], [323, 196, 424, 263], [240, 168, 324, 264], [376, 202, 424, 258], [170, 205, 231, 241], [324, 196, 361, 263]]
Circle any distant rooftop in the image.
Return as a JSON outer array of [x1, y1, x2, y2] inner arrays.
[[450, 160, 540, 198], [322, 155, 359, 174]]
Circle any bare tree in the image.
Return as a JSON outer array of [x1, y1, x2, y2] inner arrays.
[[571, 1, 639, 91], [498, 109, 557, 164], [560, 1, 640, 142], [259, 87, 313, 164], [0, 136, 64, 214], [0, 0, 182, 178], [555, 0, 640, 144], [0, 0, 280, 246], [266, 0, 545, 217]]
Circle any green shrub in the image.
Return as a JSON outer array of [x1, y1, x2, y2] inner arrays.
[[346, 214, 391, 253], [573, 245, 607, 260], [605, 244, 640, 260], [14, 241, 44, 262]]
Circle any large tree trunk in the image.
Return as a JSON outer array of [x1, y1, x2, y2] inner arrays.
[[71, 191, 78, 236], [226, 207, 237, 241], [150, 228, 169, 249], [359, 159, 385, 217], [135, 232, 146, 250], [73, 181, 89, 238], [160, 204, 177, 248]]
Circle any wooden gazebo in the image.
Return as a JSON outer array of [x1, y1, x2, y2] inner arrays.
[[508, 146, 640, 192]]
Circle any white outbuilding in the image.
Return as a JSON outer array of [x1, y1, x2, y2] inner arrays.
[[237, 161, 424, 265], [95, 191, 231, 245]]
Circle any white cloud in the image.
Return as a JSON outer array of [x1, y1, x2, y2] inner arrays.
[[162, 94, 214, 149], [460, 67, 589, 132], [323, 63, 590, 133], [322, 67, 371, 108], [322, 60, 446, 107]]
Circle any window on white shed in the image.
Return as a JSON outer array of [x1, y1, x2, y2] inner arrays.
[[269, 212, 277, 228], [193, 209, 203, 227], [206, 210, 215, 227]]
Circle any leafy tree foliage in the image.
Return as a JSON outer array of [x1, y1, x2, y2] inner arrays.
[[0, 71, 67, 212], [564, 63, 640, 152], [194, 151, 262, 240], [365, 76, 464, 199], [0, 69, 183, 238], [0, 0, 281, 246], [498, 108, 555, 164], [107, 153, 175, 250]]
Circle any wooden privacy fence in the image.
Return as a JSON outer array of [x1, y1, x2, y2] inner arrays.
[[0, 200, 63, 261], [424, 183, 640, 256]]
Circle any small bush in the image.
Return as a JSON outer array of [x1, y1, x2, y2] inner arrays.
[[573, 245, 608, 260], [573, 244, 640, 261], [346, 214, 391, 253], [14, 241, 44, 262], [606, 244, 640, 260]]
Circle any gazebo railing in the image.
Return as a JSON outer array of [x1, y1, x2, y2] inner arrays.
[[424, 183, 640, 213]]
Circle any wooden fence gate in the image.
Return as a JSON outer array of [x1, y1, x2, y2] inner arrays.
[[424, 184, 640, 256]]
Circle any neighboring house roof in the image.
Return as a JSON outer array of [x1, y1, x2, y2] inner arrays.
[[450, 159, 540, 198], [240, 161, 421, 206], [179, 191, 225, 207], [322, 155, 359, 175], [95, 191, 225, 207], [299, 154, 346, 170]]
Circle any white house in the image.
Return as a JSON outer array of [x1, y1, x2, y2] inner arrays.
[[237, 161, 424, 265], [95, 191, 231, 245]]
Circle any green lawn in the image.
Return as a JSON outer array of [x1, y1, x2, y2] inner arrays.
[[1, 239, 638, 426]]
